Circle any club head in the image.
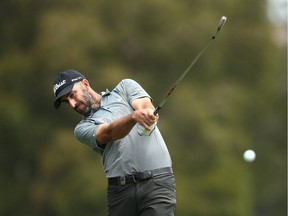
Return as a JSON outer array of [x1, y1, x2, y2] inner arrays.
[[217, 16, 227, 31]]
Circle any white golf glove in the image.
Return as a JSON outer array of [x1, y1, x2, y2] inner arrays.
[[137, 122, 157, 136]]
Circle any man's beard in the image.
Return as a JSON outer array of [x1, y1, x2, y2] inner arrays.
[[74, 92, 95, 116]]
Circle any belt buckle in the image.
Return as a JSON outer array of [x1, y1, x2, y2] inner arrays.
[[142, 170, 153, 179], [119, 176, 126, 185], [146, 170, 153, 178]]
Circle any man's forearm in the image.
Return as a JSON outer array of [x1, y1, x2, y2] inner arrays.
[[96, 113, 137, 145], [132, 97, 155, 111], [96, 97, 158, 145]]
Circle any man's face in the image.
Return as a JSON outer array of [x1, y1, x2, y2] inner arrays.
[[61, 81, 95, 115]]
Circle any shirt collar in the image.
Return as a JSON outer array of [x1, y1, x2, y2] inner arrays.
[[100, 89, 110, 96], [83, 89, 111, 118]]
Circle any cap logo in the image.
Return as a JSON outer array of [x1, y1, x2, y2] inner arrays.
[[71, 76, 83, 82], [53, 80, 66, 95]]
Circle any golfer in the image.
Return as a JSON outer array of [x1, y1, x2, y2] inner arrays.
[[53, 69, 176, 216]]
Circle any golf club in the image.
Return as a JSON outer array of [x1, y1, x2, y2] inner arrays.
[[153, 16, 227, 115]]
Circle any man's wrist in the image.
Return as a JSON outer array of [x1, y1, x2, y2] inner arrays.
[[130, 112, 137, 123]]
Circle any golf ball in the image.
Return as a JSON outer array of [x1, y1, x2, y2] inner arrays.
[[243, 150, 256, 162]]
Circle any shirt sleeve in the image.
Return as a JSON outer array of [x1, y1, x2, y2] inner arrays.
[[74, 119, 105, 154], [116, 79, 152, 105]]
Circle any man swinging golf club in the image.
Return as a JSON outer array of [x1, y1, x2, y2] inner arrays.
[[53, 70, 176, 216]]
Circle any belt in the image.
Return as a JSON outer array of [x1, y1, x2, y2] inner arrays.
[[108, 167, 173, 186]]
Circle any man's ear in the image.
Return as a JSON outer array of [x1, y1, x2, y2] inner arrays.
[[82, 79, 90, 89]]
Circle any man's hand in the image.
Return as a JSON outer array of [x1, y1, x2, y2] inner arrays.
[[131, 98, 159, 136], [133, 108, 158, 136], [134, 108, 158, 130]]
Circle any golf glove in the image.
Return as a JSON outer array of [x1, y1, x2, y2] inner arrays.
[[137, 122, 157, 136]]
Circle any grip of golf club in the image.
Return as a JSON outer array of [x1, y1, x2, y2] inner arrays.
[[153, 106, 161, 115]]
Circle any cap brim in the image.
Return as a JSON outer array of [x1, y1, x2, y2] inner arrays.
[[53, 84, 74, 109]]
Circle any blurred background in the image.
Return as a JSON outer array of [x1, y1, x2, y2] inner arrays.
[[0, 0, 286, 215]]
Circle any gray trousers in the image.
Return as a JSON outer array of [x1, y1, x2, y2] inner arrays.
[[107, 173, 176, 216]]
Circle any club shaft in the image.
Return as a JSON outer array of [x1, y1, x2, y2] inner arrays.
[[154, 39, 213, 115], [154, 16, 227, 115]]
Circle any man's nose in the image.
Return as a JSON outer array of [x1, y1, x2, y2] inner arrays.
[[67, 98, 76, 108]]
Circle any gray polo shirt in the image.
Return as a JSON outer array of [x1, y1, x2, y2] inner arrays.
[[74, 79, 172, 178]]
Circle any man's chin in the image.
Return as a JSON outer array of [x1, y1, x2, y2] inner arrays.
[[77, 107, 92, 116]]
